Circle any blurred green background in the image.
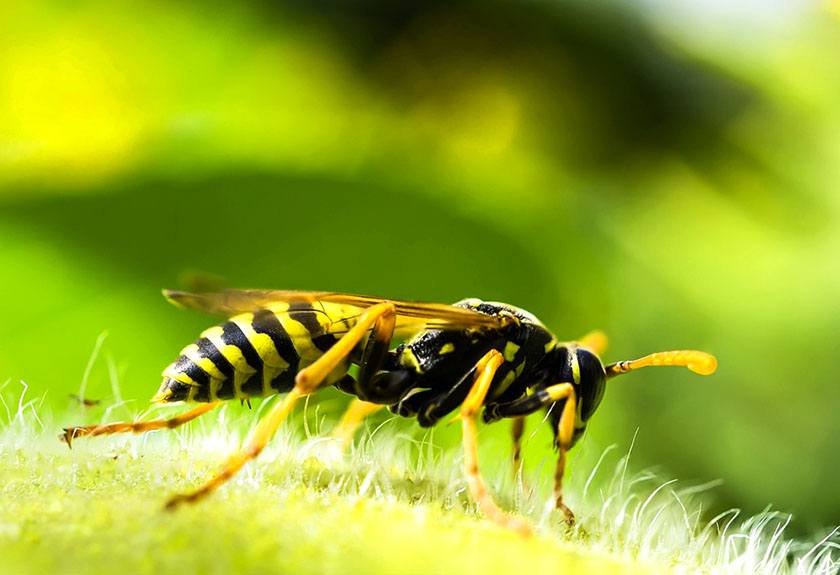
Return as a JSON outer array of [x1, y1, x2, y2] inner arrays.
[[2, 0, 839, 533]]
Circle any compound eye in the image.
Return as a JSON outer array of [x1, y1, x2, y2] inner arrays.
[[575, 349, 607, 421]]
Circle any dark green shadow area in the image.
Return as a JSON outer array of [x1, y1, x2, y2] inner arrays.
[[0, 172, 557, 406]]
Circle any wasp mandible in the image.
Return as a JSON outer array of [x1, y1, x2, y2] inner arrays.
[[62, 289, 717, 535]]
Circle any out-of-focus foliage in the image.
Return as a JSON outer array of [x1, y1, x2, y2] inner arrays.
[[1, 0, 838, 532]]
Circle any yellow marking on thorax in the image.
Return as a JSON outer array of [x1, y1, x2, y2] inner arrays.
[[569, 347, 581, 385], [200, 324, 254, 398], [400, 347, 423, 373], [503, 341, 520, 362], [544, 338, 557, 353], [439, 342, 456, 355], [491, 369, 517, 400]]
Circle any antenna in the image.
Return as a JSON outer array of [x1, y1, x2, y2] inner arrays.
[[605, 350, 717, 379]]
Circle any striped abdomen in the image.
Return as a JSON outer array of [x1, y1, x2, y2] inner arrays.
[[154, 303, 358, 403]]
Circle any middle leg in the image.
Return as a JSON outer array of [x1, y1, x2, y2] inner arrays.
[[460, 349, 532, 535], [331, 398, 384, 450], [331, 300, 411, 449]]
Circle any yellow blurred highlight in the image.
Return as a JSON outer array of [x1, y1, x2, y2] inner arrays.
[[445, 83, 521, 159], [827, 0, 840, 20], [0, 28, 146, 183]]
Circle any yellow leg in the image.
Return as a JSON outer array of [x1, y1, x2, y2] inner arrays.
[[166, 388, 304, 509], [576, 329, 608, 356], [61, 402, 220, 448], [461, 349, 532, 536], [296, 302, 396, 390], [166, 302, 397, 510], [542, 382, 577, 525], [332, 399, 384, 450]]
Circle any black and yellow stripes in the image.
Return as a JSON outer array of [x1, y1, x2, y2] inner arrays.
[[288, 302, 339, 352], [158, 302, 359, 403]]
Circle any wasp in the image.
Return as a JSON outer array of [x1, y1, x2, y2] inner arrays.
[[62, 289, 717, 534]]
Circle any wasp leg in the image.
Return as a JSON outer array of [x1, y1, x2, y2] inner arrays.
[[511, 416, 526, 478], [297, 302, 396, 391], [484, 383, 578, 525], [332, 297, 415, 450], [352, 303, 413, 405], [60, 402, 220, 448], [460, 349, 532, 536], [165, 303, 397, 510], [549, 385, 577, 526], [510, 416, 533, 496], [484, 383, 572, 422], [576, 329, 608, 356], [415, 366, 477, 427], [331, 399, 384, 450]]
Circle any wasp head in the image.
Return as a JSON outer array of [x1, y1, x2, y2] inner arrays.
[[551, 344, 719, 446], [547, 345, 607, 446]]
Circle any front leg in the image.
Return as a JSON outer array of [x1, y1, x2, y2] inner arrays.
[[551, 387, 577, 525], [484, 383, 578, 525]]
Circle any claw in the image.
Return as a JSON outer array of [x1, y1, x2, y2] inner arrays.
[[164, 495, 186, 512], [60, 428, 78, 449], [556, 500, 576, 527]]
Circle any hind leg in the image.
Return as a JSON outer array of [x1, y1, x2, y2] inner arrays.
[[61, 402, 220, 448], [166, 303, 397, 509], [331, 305, 415, 450]]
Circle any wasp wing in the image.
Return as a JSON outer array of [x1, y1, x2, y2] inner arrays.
[[162, 289, 506, 333]]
